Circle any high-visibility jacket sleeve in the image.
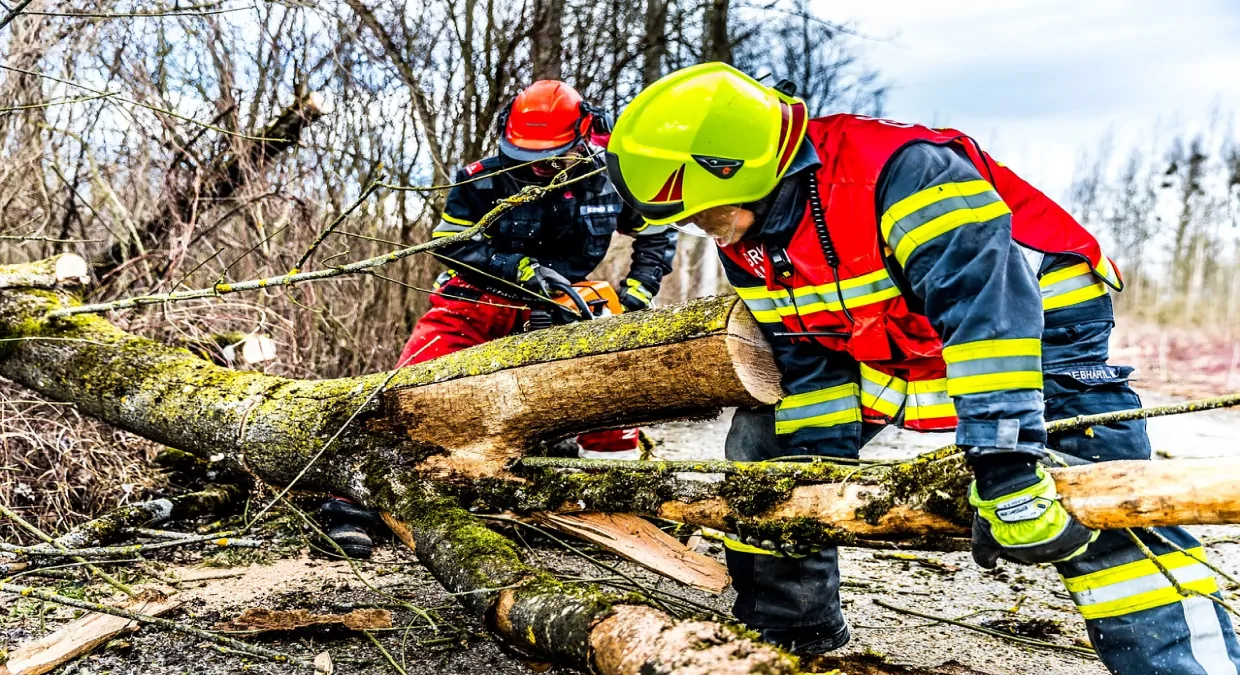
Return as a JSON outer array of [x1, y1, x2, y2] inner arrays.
[[719, 251, 862, 457], [878, 141, 1046, 462], [619, 208, 677, 297], [432, 165, 529, 282]]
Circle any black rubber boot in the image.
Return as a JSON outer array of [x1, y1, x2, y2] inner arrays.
[[759, 621, 851, 656], [318, 497, 382, 559]]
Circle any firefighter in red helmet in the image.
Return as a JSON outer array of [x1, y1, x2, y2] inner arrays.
[[319, 81, 677, 558]]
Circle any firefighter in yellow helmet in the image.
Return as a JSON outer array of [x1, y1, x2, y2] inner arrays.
[[606, 63, 1240, 672]]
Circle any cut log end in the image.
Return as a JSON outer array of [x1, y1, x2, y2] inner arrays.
[[590, 605, 797, 675], [725, 301, 782, 405]]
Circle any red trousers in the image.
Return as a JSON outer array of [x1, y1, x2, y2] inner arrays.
[[398, 278, 640, 453]]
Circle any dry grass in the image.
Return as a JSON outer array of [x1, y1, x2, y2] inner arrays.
[[0, 379, 166, 544]]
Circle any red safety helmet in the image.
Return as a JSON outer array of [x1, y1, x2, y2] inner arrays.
[[499, 80, 595, 162]]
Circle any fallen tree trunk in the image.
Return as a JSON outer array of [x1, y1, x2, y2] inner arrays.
[[0, 263, 798, 673], [2, 257, 1237, 673]]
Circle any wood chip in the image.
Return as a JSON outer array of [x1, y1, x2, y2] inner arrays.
[[0, 590, 180, 675], [529, 511, 730, 593], [214, 607, 392, 633]]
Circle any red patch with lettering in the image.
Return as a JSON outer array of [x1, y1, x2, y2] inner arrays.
[[465, 161, 485, 176]]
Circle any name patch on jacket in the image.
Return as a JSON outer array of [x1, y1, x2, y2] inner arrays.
[[580, 204, 622, 216], [1060, 365, 1120, 384]]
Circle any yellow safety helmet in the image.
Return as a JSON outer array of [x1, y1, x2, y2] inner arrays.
[[605, 62, 809, 226]]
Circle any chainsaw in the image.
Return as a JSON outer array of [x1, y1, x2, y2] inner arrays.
[[526, 279, 624, 331]]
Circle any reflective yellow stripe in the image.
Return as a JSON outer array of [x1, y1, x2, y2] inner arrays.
[[942, 338, 1042, 362], [1044, 282, 1108, 311], [1096, 256, 1123, 290], [881, 180, 997, 234], [941, 338, 1042, 396], [947, 371, 1043, 396], [859, 364, 906, 417], [440, 212, 474, 226], [775, 383, 861, 435], [735, 270, 900, 325], [1063, 547, 1220, 620], [735, 286, 785, 323], [1039, 262, 1091, 288], [904, 378, 956, 421], [881, 180, 1012, 266], [432, 230, 462, 238], [1040, 262, 1109, 311]]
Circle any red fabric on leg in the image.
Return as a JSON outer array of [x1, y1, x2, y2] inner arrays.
[[396, 278, 525, 367]]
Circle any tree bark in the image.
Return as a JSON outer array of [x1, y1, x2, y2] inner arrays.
[[704, 0, 733, 65], [641, 0, 669, 85], [530, 0, 565, 80]]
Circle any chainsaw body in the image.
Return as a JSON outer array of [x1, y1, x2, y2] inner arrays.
[[526, 280, 623, 331]]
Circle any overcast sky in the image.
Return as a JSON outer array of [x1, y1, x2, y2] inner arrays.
[[825, 0, 1240, 199]]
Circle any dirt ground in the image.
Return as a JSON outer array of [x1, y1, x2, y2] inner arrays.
[[3, 387, 1239, 675]]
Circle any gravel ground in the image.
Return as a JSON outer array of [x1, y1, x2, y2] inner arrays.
[[4, 387, 1239, 675]]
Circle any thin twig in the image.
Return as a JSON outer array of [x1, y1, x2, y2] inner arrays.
[[478, 514, 678, 617], [0, 92, 116, 114], [243, 340, 434, 528], [0, 233, 102, 243], [0, 0, 34, 31], [2, 531, 260, 557], [292, 180, 383, 273], [1046, 392, 1240, 434], [0, 504, 133, 596], [364, 629, 410, 675], [516, 456, 886, 476], [0, 64, 285, 142], [48, 168, 603, 317], [26, 2, 251, 18], [1146, 528, 1240, 590], [1121, 529, 1240, 620], [873, 599, 1097, 659]]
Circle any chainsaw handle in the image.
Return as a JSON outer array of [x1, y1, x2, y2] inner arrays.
[[546, 279, 593, 321]]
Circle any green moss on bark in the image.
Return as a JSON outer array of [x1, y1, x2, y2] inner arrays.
[[855, 447, 972, 526]]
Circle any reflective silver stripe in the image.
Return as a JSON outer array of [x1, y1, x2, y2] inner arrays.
[[1042, 272, 1102, 299], [886, 190, 1005, 256], [434, 220, 471, 234], [740, 296, 778, 312], [907, 389, 952, 409], [792, 273, 898, 312], [1184, 595, 1240, 675], [946, 355, 1042, 379], [775, 396, 859, 424], [1069, 564, 1212, 607], [860, 378, 905, 413]]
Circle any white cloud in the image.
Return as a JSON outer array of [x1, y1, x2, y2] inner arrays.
[[819, 0, 1240, 198]]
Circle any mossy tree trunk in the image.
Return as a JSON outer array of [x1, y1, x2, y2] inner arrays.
[[3, 258, 1234, 672], [0, 265, 798, 674]]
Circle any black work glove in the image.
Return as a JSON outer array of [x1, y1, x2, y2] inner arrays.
[[516, 257, 571, 295], [618, 279, 654, 312]]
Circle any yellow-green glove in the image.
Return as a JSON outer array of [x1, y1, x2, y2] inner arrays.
[[969, 465, 1098, 568]]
